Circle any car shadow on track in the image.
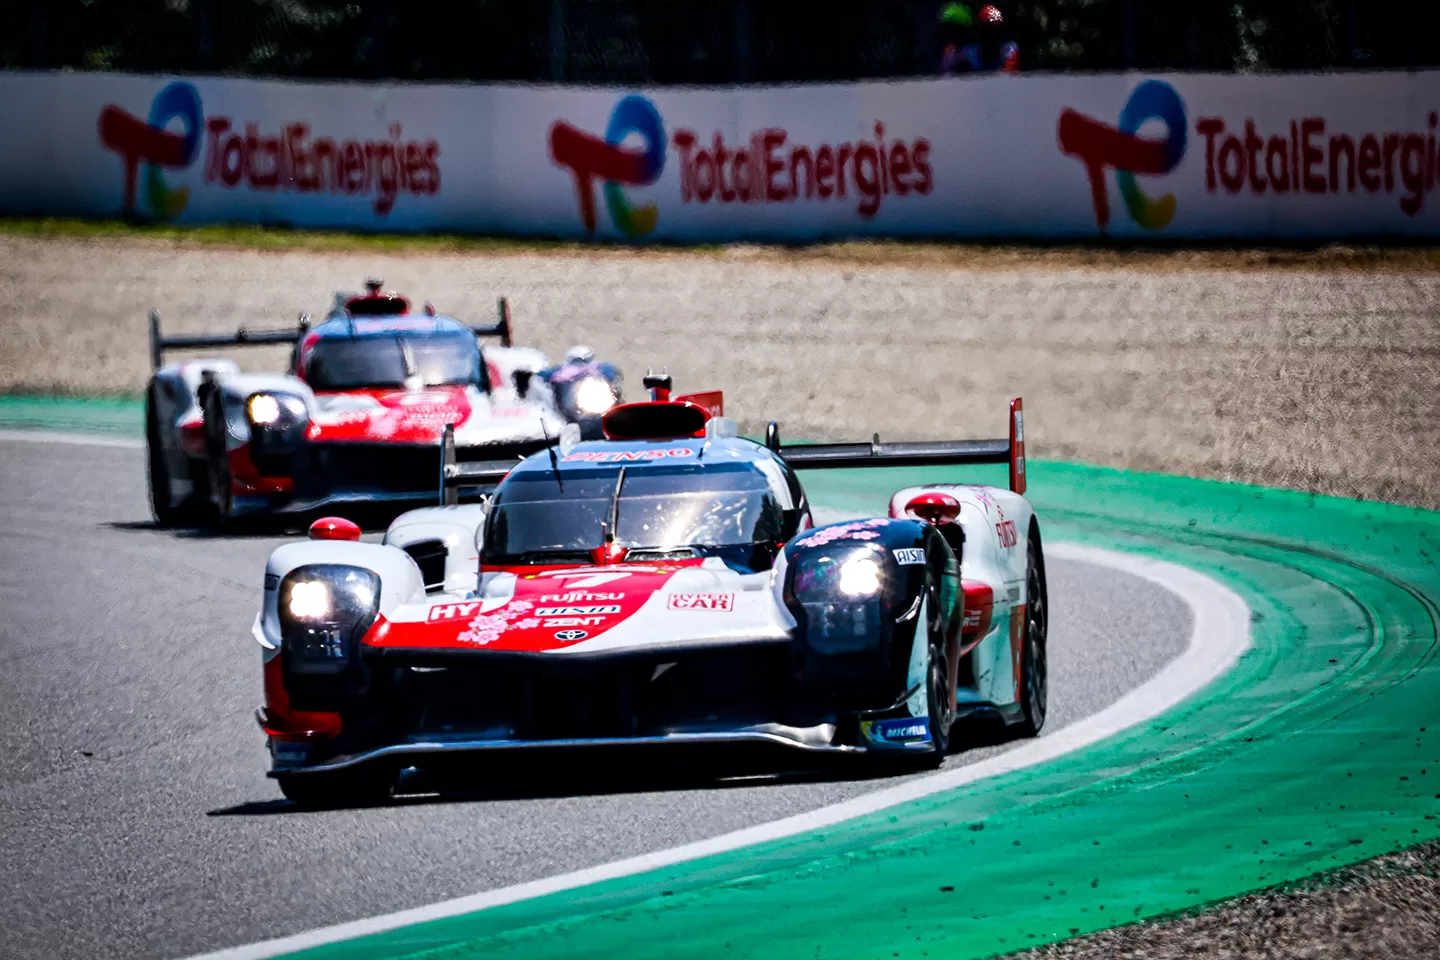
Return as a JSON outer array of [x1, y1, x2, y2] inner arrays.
[[206, 726, 1032, 816]]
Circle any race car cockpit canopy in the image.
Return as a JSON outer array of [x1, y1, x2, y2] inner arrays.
[[302, 316, 484, 391], [479, 449, 797, 570]]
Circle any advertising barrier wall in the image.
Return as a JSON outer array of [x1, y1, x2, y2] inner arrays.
[[1, 70, 1438, 240]]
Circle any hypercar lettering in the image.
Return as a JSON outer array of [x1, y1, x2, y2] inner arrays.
[[893, 548, 927, 565], [667, 592, 735, 611], [535, 605, 622, 616], [429, 602, 481, 621]]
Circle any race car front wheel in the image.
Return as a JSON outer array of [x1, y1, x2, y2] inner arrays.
[[1015, 520, 1049, 737], [145, 387, 180, 526], [277, 769, 394, 810], [202, 391, 239, 528]]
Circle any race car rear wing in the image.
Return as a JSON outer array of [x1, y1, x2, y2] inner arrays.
[[148, 309, 309, 370], [771, 397, 1028, 494], [148, 297, 515, 369], [437, 423, 532, 506]]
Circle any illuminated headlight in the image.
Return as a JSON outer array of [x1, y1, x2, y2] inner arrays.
[[574, 377, 617, 415], [838, 557, 882, 597], [247, 394, 282, 425], [288, 580, 331, 620], [246, 392, 306, 426], [279, 565, 380, 673]]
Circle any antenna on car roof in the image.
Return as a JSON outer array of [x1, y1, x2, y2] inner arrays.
[[541, 421, 563, 492]]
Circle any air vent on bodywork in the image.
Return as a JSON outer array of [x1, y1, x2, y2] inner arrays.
[[403, 539, 449, 592]]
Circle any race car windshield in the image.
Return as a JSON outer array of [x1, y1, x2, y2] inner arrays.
[[481, 464, 786, 564], [305, 333, 481, 390]]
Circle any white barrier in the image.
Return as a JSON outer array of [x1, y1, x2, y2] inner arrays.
[[1, 70, 1437, 240]]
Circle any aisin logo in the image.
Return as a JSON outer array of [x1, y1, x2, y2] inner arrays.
[[1058, 79, 1187, 231], [98, 81, 203, 221], [550, 95, 666, 238]]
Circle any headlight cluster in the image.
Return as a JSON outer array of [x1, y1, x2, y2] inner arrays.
[[573, 376, 618, 416], [279, 564, 379, 675], [791, 547, 888, 653], [246, 392, 307, 427]]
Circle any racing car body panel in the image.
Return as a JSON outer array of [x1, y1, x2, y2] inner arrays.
[[889, 484, 1035, 711], [250, 397, 1048, 795]]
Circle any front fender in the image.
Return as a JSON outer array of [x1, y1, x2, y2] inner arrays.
[[259, 540, 426, 650], [781, 517, 947, 708]]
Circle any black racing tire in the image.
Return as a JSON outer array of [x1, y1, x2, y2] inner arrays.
[[918, 568, 956, 765], [203, 390, 240, 530], [277, 768, 394, 810], [145, 386, 181, 526], [921, 639, 953, 766], [1015, 519, 1050, 738]]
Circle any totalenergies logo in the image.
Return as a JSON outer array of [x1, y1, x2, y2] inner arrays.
[[549, 95, 666, 238], [1058, 79, 1188, 231], [97, 81, 203, 220]]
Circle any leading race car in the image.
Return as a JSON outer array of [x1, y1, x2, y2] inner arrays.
[[144, 279, 626, 526], [251, 379, 1046, 806]]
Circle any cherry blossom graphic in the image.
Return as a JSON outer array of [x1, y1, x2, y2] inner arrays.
[[454, 600, 543, 645], [795, 519, 893, 549]]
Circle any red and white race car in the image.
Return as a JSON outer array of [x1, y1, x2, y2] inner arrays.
[[250, 379, 1047, 807], [144, 280, 623, 526]]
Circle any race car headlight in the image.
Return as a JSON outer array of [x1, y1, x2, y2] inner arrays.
[[790, 548, 887, 653], [278, 564, 380, 673], [246, 392, 307, 427], [838, 557, 882, 597], [288, 580, 332, 620], [574, 377, 618, 416]]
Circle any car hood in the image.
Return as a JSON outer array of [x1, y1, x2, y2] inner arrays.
[[365, 558, 795, 655]]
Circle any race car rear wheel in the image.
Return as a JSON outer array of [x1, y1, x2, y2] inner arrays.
[[277, 769, 394, 810], [1015, 520, 1049, 737]]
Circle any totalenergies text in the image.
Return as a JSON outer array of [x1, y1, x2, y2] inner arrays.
[[671, 123, 933, 219]]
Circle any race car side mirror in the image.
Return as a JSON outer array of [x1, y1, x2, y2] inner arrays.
[[512, 368, 533, 398]]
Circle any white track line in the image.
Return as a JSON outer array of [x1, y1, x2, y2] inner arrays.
[[0, 429, 143, 450], [182, 542, 1250, 960]]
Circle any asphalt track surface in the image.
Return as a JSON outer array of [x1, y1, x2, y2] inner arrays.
[[0, 437, 1191, 960]]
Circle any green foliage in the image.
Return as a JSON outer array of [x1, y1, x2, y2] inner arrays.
[[4, 0, 1437, 79]]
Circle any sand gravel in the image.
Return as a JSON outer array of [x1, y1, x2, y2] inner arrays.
[[1014, 842, 1440, 960], [2, 234, 1437, 507]]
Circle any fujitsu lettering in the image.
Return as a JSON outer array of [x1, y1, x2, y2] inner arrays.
[[203, 119, 441, 216], [670, 122, 933, 220], [1195, 113, 1440, 216]]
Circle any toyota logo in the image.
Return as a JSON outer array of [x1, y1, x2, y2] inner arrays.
[[554, 629, 589, 641]]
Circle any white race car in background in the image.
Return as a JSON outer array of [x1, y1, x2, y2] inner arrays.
[[143, 279, 625, 526]]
